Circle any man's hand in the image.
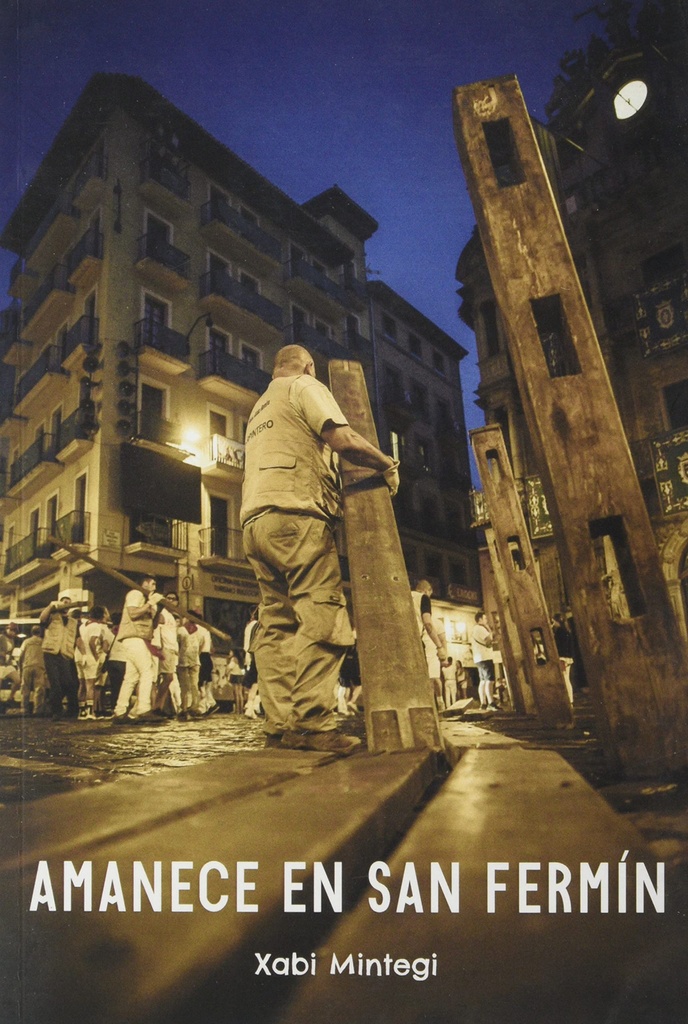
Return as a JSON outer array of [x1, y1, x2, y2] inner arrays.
[[382, 459, 400, 496], [149, 592, 164, 606]]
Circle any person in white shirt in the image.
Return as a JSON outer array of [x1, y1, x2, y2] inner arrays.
[[471, 611, 498, 711], [76, 606, 113, 720], [177, 617, 203, 716], [153, 591, 183, 718]]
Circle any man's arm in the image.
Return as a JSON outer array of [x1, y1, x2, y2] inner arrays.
[[321, 424, 399, 495]]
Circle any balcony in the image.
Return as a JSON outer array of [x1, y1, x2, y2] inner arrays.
[[25, 193, 80, 270], [137, 411, 183, 453], [198, 527, 246, 566], [284, 321, 349, 361], [342, 265, 368, 308], [139, 151, 190, 215], [8, 432, 60, 499], [344, 327, 373, 362], [284, 257, 351, 318], [199, 268, 283, 342], [72, 148, 107, 210], [563, 147, 661, 218], [125, 513, 188, 561], [21, 265, 75, 343], [134, 318, 190, 375], [649, 425, 688, 516], [202, 434, 246, 481], [469, 488, 490, 528], [67, 225, 103, 289], [62, 315, 99, 370], [135, 233, 190, 293], [197, 348, 271, 407], [634, 272, 688, 358], [14, 345, 67, 414], [8, 258, 38, 302], [0, 305, 30, 368], [383, 384, 416, 430], [55, 407, 95, 464], [4, 528, 56, 582], [478, 350, 512, 389], [200, 197, 281, 271], [51, 509, 91, 558]]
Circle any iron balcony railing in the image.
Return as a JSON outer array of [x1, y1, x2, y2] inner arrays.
[[129, 513, 188, 550], [198, 347, 271, 394], [53, 509, 90, 547], [344, 328, 373, 360], [200, 268, 283, 330], [140, 154, 190, 200], [25, 194, 79, 262], [0, 305, 20, 354], [4, 528, 54, 575], [134, 318, 189, 360], [136, 233, 190, 278], [15, 345, 65, 406], [62, 315, 99, 363], [0, 457, 7, 498], [285, 257, 350, 308], [67, 226, 104, 276], [55, 407, 92, 453], [137, 411, 183, 447], [200, 197, 281, 262], [73, 148, 107, 200], [23, 265, 75, 328], [208, 434, 246, 470], [198, 526, 246, 562], [284, 321, 349, 361], [9, 433, 56, 488]]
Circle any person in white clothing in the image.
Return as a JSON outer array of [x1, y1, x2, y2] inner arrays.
[[112, 576, 166, 726], [153, 590, 183, 717], [177, 617, 203, 716], [471, 611, 498, 711], [196, 617, 217, 716], [76, 607, 113, 720]]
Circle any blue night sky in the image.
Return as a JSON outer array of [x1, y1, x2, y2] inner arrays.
[[0, 0, 618, 430]]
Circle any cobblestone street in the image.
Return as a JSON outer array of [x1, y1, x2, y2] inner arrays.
[[0, 709, 270, 805]]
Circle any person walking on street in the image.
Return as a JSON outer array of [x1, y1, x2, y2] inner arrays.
[[112, 576, 166, 726], [471, 611, 499, 711], [240, 344, 399, 754], [40, 594, 80, 719]]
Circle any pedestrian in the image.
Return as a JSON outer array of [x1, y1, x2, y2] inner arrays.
[[227, 649, 245, 713], [243, 607, 261, 719], [18, 626, 48, 717], [40, 593, 81, 719], [112, 575, 166, 726], [240, 343, 398, 753], [454, 659, 469, 701], [195, 613, 218, 716], [411, 579, 450, 705], [0, 623, 21, 712], [177, 616, 203, 717], [76, 606, 113, 720], [153, 591, 183, 718], [471, 611, 499, 711], [552, 612, 574, 704]]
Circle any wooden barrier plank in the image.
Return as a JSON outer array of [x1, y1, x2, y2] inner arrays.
[[329, 359, 441, 752], [0, 750, 331, 871], [1, 750, 436, 1024], [281, 746, 686, 1023]]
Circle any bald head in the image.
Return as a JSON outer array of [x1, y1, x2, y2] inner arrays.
[[273, 345, 315, 378]]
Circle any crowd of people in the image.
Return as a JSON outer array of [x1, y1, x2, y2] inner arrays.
[[0, 581, 266, 726]]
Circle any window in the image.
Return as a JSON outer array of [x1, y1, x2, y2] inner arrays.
[[382, 314, 397, 340], [139, 383, 166, 437], [408, 333, 422, 358], [664, 379, 688, 430], [437, 399, 451, 430], [450, 560, 467, 585], [432, 351, 445, 375], [410, 381, 428, 419], [480, 300, 500, 358], [240, 272, 258, 293], [209, 329, 228, 353], [75, 473, 87, 513], [144, 294, 168, 328], [209, 410, 227, 437], [47, 495, 59, 536], [240, 206, 257, 224], [390, 430, 404, 461], [29, 507, 40, 536], [241, 344, 259, 367], [419, 440, 432, 471], [425, 551, 442, 579], [314, 319, 329, 337]]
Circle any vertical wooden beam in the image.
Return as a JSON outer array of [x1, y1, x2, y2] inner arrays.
[[453, 75, 688, 776], [483, 525, 533, 716], [472, 425, 571, 726], [329, 359, 442, 753]]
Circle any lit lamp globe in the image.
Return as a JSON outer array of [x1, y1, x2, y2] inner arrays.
[[613, 80, 648, 120]]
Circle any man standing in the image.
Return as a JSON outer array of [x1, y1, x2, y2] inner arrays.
[[0, 623, 21, 711], [112, 575, 166, 726], [240, 344, 398, 753], [40, 594, 80, 719], [471, 611, 498, 711], [411, 579, 449, 706]]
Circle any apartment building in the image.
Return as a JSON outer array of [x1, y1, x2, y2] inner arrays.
[[368, 281, 479, 648], [456, 0, 688, 637], [0, 73, 476, 642]]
